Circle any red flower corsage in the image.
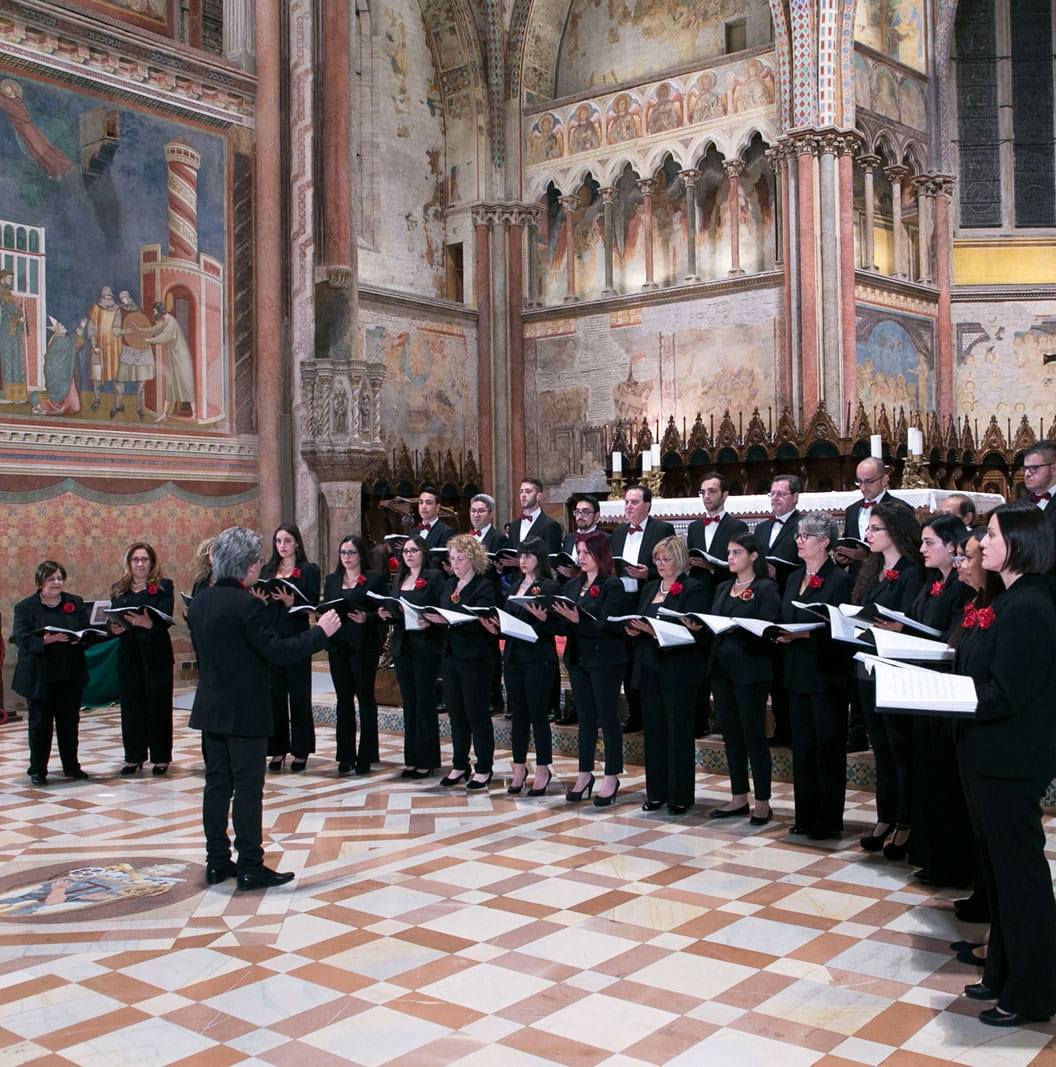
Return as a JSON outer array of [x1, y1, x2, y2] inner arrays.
[[146, 583, 159, 595], [290, 567, 302, 578], [62, 601, 75, 614], [668, 581, 683, 595], [414, 577, 427, 590], [388, 557, 399, 572], [807, 574, 823, 590], [450, 591, 461, 604], [976, 606, 996, 629], [739, 589, 755, 602], [529, 585, 541, 595], [929, 579, 944, 597], [588, 585, 600, 598], [355, 574, 367, 586], [882, 568, 900, 581]]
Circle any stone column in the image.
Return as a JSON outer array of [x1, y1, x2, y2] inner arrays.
[[559, 194, 578, 302], [794, 135, 819, 414], [254, 0, 283, 534], [525, 204, 541, 308], [724, 159, 745, 276], [223, 0, 256, 72], [886, 165, 909, 278], [913, 175, 933, 285], [837, 136, 860, 425], [600, 187, 617, 296], [679, 169, 701, 282], [636, 178, 658, 290], [768, 145, 795, 411], [472, 205, 495, 487], [504, 207, 528, 487], [859, 154, 880, 270], [930, 175, 956, 420], [817, 133, 841, 404]]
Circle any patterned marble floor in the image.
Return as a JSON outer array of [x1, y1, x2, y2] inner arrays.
[[0, 696, 1054, 1066]]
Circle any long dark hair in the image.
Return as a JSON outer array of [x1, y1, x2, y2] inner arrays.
[[265, 523, 307, 572], [576, 530, 613, 579], [395, 534, 430, 586], [332, 534, 367, 577], [516, 537, 553, 581], [728, 533, 769, 579], [112, 541, 163, 597], [989, 501, 1055, 575], [852, 500, 922, 602]]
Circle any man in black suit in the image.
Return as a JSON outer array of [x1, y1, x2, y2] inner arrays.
[[414, 487, 455, 550], [608, 483, 676, 733], [753, 475, 802, 746], [1022, 442, 1056, 540], [555, 495, 605, 580], [189, 526, 340, 890], [686, 472, 748, 737], [501, 478, 563, 555], [836, 457, 913, 567], [470, 492, 507, 715]]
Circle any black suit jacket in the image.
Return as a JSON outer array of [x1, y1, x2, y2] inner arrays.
[[857, 556, 927, 614], [709, 577, 782, 683], [909, 568, 973, 635], [418, 520, 455, 550], [780, 560, 854, 694], [631, 573, 710, 688], [438, 573, 497, 659], [686, 513, 749, 601], [188, 578, 329, 737], [956, 575, 1056, 783], [560, 574, 628, 670], [388, 570, 444, 659], [260, 560, 321, 637], [755, 510, 801, 592], [843, 492, 914, 543], [502, 577, 560, 668], [11, 592, 91, 700], [111, 577, 175, 672], [505, 512, 562, 553], [322, 570, 385, 654], [478, 527, 507, 554], [609, 516, 677, 586]]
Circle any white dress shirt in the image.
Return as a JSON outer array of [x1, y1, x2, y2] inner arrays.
[[703, 512, 725, 552], [858, 490, 888, 540], [519, 508, 540, 543]]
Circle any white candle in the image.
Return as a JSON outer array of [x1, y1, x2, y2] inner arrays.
[[650, 442, 661, 466], [870, 434, 883, 459], [611, 451, 622, 474], [642, 451, 652, 473], [908, 428, 923, 456]]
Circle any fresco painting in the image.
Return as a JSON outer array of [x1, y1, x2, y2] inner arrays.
[[856, 306, 935, 413], [0, 69, 228, 427], [854, 0, 927, 73]]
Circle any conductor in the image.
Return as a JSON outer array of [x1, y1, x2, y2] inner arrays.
[[188, 526, 341, 889]]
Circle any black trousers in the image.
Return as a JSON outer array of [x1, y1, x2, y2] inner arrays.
[[859, 678, 913, 824], [789, 688, 847, 833], [568, 663, 624, 775], [268, 657, 314, 758], [768, 648, 791, 741], [118, 655, 173, 764], [393, 650, 441, 769], [201, 731, 268, 870], [961, 769, 1056, 1018], [444, 655, 494, 773], [328, 647, 379, 765], [640, 673, 697, 807], [622, 656, 642, 728], [711, 671, 771, 800], [27, 678, 83, 777], [506, 658, 555, 765]]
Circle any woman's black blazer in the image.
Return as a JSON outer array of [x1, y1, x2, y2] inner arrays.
[[709, 576, 782, 683], [502, 577, 560, 668], [908, 568, 972, 634], [560, 574, 628, 671], [388, 570, 444, 659], [111, 577, 175, 671], [11, 592, 90, 700], [631, 572, 710, 689], [259, 561, 321, 638], [780, 560, 854, 694], [439, 573, 497, 660], [857, 556, 927, 614], [322, 570, 385, 655]]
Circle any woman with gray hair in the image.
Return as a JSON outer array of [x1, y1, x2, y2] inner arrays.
[[776, 511, 854, 839]]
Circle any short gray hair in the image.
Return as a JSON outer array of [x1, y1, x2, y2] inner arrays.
[[211, 526, 262, 581], [470, 493, 495, 512], [797, 511, 840, 548]]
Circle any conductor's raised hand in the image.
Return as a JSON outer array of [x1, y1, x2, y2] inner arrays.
[[316, 609, 341, 636]]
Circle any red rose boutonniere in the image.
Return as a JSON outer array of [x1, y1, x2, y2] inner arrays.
[[450, 591, 461, 605], [882, 568, 900, 581], [388, 556, 399, 573], [668, 581, 684, 596], [807, 574, 823, 590], [739, 589, 755, 602], [355, 574, 367, 586], [290, 568, 302, 579], [588, 584, 600, 599], [529, 585, 542, 595], [62, 601, 75, 614], [414, 577, 427, 590], [962, 603, 977, 629], [929, 579, 944, 597], [146, 582, 159, 595], [976, 606, 996, 629]]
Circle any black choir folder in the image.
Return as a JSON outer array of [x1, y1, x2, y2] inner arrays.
[[32, 625, 109, 644], [855, 653, 977, 716]]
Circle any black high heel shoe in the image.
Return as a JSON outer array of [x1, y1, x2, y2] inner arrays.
[[120, 763, 142, 776], [466, 771, 493, 792], [268, 756, 285, 773], [593, 779, 620, 807], [507, 769, 528, 795], [440, 769, 470, 788], [859, 822, 893, 852], [290, 758, 307, 773], [411, 768, 436, 779], [565, 774, 595, 802], [152, 763, 169, 776], [527, 768, 553, 797], [882, 824, 911, 861]]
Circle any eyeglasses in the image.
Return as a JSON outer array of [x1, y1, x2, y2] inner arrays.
[[339, 548, 359, 556], [854, 474, 885, 487], [866, 525, 888, 534], [1023, 463, 1054, 475], [573, 507, 597, 515], [952, 554, 967, 566], [793, 532, 818, 541], [769, 489, 792, 498]]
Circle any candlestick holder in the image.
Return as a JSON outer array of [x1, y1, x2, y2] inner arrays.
[[643, 468, 665, 498], [901, 454, 932, 489], [608, 472, 627, 501]]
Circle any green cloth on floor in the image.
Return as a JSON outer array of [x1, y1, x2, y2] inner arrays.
[[83, 638, 121, 709]]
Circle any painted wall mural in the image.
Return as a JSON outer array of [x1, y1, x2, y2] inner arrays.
[[0, 68, 228, 429], [855, 305, 936, 413], [854, 0, 927, 72], [955, 302, 1056, 422], [554, 0, 772, 96], [524, 287, 779, 491]]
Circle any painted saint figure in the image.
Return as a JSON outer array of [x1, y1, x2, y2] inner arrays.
[[86, 286, 122, 411], [112, 290, 155, 420], [0, 270, 27, 402], [0, 79, 75, 179], [142, 302, 195, 421], [646, 84, 683, 134], [32, 317, 82, 416]]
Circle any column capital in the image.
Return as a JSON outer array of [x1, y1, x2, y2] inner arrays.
[[679, 167, 702, 188], [496, 204, 534, 227], [858, 153, 882, 174], [783, 131, 820, 157], [636, 177, 657, 196], [815, 132, 842, 157], [723, 158, 745, 177], [884, 164, 910, 184], [471, 203, 500, 227], [835, 132, 863, 157], [917, 172, 956, 198]]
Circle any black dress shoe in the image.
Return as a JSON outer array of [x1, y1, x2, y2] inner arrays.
[[120, 763, 143, 776], [440, 769, 470, 788], [592, 779, 620, 807], [956, 948, 986, 967], [964, 982, 997, 1000], [354, 761, 371, 775], [788, 824, 809, 835], [400, 768, 416, 779], [950, 940, 984, 953], [237, 866, 295, 890], [809, 827, 842, 841], [709, 804, 749, 819], [667, 803, 689, 815], [206, 860, 238, 885], [29, 773, 47, 786], [466, 771, 493, 792], [338, 761, 352, 775], [641, 798, 666, 812], [290, 759, 307, 773], [979, 1006, 1051, 1027], [411, 768, 436, 779], [749, 808, 773, 827], [152, 764, 169, 776], [66, 768, 89, 780]]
